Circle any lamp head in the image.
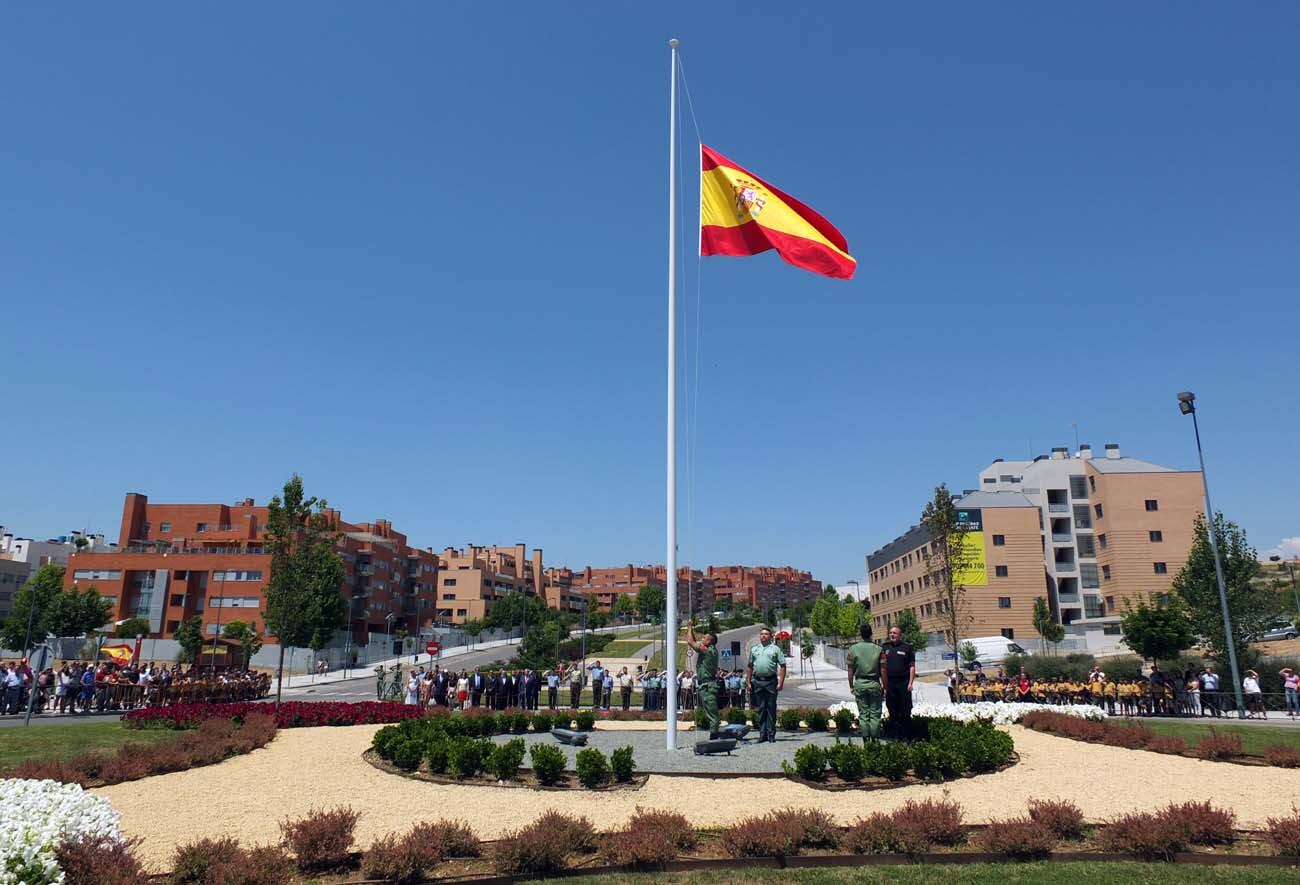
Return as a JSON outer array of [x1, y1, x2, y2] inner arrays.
[[1177, 391, 1195, 415], [1271, 555, 1282, 562]]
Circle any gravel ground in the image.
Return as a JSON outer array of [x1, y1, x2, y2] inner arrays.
[[95, 724, 1300, 869]]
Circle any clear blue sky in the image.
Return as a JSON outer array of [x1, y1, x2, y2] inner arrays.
[[4, 3, 1298, 585]]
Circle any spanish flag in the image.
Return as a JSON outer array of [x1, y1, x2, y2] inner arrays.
[[100, 644, 134, 664], [700, 145, 855, 280]]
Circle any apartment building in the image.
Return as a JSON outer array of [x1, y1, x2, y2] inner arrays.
[[435, 544, 544, 624], [0, 559, 29, 620], [568, 564, 712, 616], [706, 565, 823, 611], [64, 493, 440, 644], [867, 443, 1204, 648], [2, 527, 117, 575]]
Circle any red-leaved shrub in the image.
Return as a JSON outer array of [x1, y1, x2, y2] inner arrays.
[[1099, 811, 1188, 860], [205, 845, 296, 885], [600, 830, 679, 866], [1161, 800, 1235, 846], [123, 700, 430, 730], [362, 832, 440, 885], [530, 810, 596, 853], [627, 807, 698, 851], [1026, 798, 1085, 839], [1146, 736, 1189, 755], [1266, 810, 1300, 857], [492, 821, 569, 876], [769, 807, 841, 849], [54, 835, 148, 885], [976, 817, 1057, 859], [719, 813, 805, 858], [1101, 724, 1152, 748], [1264, 745, 1300, 768], [844, 812, 932, 856], [1194, 731, 1244, 760], [172, 836, 243, 883], [898, 798, 965, 846], [279, 806, 359, 872], [405, 819, 481, 859]]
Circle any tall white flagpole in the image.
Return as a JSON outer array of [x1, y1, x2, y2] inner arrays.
[[665, 37, 680, 751]]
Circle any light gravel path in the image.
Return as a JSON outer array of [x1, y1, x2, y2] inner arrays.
[[95, 724, 1300, 869]]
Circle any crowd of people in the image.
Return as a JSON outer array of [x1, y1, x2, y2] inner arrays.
[[945, 662, 1300, 720], [390, 658, 762, 713], [0, 658, 270, 715]]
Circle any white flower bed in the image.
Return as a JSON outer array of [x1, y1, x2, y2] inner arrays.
[[0, 779, 123, 885], [827, 700, 1107, 725]]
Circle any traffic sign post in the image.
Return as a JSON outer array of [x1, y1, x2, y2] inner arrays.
[[426, 641, 441, 658]]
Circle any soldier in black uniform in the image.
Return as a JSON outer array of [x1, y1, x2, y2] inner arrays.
[[882, 625, 916, 738]]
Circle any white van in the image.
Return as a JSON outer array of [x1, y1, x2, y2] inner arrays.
[[960, 636, 1026, 669]]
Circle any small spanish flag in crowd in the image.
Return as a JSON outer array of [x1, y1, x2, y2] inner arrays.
[[100, 644, 134, 664], [700, 145, 855, 280]]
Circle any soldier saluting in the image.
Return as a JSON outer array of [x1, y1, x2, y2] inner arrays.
[[686, 619, 721, 739]]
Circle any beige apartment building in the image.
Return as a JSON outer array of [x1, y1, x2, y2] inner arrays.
[[436, 544, 544, 624], [867, 443, 1205, 648]]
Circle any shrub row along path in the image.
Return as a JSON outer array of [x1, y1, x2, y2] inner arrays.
[[94, 724, 1300, 867]]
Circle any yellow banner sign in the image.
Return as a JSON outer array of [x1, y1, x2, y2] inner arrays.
[[952, 508, 987, 586]]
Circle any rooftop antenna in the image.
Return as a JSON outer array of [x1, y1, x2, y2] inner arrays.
[[1071, 422, 1080, 452]]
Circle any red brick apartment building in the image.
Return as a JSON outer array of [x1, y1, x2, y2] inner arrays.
[[65, 493, 440, 644], [569, 564, 820, 615]]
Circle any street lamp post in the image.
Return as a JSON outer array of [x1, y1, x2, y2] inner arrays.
[[208, 571, 226, 672], [1177, 391, 1246, 719], [846, 580, 862, 605], [1269, 555, 1300, 622]]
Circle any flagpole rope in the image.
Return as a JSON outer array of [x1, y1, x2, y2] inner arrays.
[[676, 53, 705, 624]]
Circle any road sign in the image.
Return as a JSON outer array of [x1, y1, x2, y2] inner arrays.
[[426, 641, 441, 656], [720, 649, 733, 658], [941, 651, 957, 660]]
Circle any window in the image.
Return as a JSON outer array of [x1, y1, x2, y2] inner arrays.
[[212, 570, 262, 582], [1070, 475, 1088, 499], [169, 594, 184, 607], [992, 534, 1005, 546], [1106, 596, 1115, 610], [983, 477, 996, 485], [1073, 505, 1092, 530], [998, 597, 1011, 609], [72, 569, 122, 581], [443, 593, 457, 600], [1102, 564, 1111, 580], [456, 608, 468, 617], [443, 578, 457, 587], [1000, 628, 1015, 639], [1153, 562, 1168, 574], [196, 522, 210, 532], [995, 565, 1009, 577], [1145, 499, 1159, 512], [1094, 503, 1104, 519], [1098, 533, 1107, 550], [210, 596, 261, 608], [166, 620, 179, 633], [159, 522, 172, 533], [1077, 535, 1096, 558], [1149, 530, 1163, 542], [1080, 563, 1100, 589]]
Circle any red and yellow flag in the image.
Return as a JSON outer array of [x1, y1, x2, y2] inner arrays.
[[100, 644, 133, 664], [700, 145, 855, 280]]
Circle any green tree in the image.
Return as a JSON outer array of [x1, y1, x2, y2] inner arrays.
[[1172, 512, 1275, 671], [1031, 597, 1065, 654], [894, 608, 928, 651], [959, 640, 978, 666], [634, 584, 666, 624], [835, 600, 866, 643], [810, 592, 842, 644], [462, 619, 486, 648], [612, 593, 636, 625], [920, 484, 976, 654], [823, 583, 837, 597], [114, 617, 151, 638], [0, 565, 112, 651], [222, 620, 264, 668], [587, 610, 609, 632], [263, 474, 347, 704], [1120, 598, 1194, 665], [174, 615, 204, 664]]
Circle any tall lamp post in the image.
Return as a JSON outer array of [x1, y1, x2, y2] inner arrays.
[[1268, 555, 1300, 622], [1177, 391, 1246, 719], [846, 580, 862, 605]]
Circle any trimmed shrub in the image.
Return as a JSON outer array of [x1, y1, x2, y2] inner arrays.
[[600, 829, 677, 866], [719, 813, 803, 858], [611, 745, 636, 783], [391, 738, 423, 772], [487, 738, 526, 781], [1265, 810, 1300, 857], [845, 812, 931, 856], [172, 836, 242, 883], [1101, 724, 1152, 749], [909, 742, 964, 781], [55, 835, 148, 885], [899, 798, 965, 847], [827, 741, 866, 781], [976, 817, 1056, 859], [404, 820, 481, 859], [805, 708, 830, 731], [529, 742, 567, 786], [505, 710, 531, 735], [1264, 745, 1300, 768], [725, 707, 748, 725], [626, 807, 697, 850], [205, 845, 296, 885], [777, 708, 802, 731], [279, 805, 359, 872], [832, 707, 856, 735], [447, 737, 491, 778], [362, 832, 440, 885], [865, 741, 911, 781], [1194, 731, 1244, 760], [1146, 736, 1189, 755], [575, 747, 612, 788], [1099, 810, 1188, 861], [791, 744, 827, 781], [492, 823, 568, 876], [575, 710, 597, 730], [1161, 800, 1234, 846], [1027, 798, 1085, 840], [425, 736, 450, 774], [530, 712, 553, 733], [772, 807, 840, 849], [532, 810, 597, 853]]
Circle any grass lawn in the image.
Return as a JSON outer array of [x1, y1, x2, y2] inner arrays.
[[0, 721, 177, 770], [1128, 718, 1300, 756], [648, 642, 690, 670], [556, 863, 1300, 885], [599, 640, 653, 659]]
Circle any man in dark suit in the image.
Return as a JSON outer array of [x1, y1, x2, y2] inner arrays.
[[432, 667, 448, 707], [469, 670, 485, 707]]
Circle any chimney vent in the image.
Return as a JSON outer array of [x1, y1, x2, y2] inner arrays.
[[1079, 444, 1093, 460], [1104, 443, 1121, 459], [1051, 447, 1068, 460]]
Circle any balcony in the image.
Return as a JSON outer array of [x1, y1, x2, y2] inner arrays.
[[1051, 532, 1073, 543], [1047, 503, 1069, 514], [1053, 560, 1076, 573]]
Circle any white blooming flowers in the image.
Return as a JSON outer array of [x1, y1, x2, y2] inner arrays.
[[0, 779, 123, 885], [827, 700, 1107, 725]]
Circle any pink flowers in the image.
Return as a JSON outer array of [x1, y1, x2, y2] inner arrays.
[[122, 700, 430, 730]]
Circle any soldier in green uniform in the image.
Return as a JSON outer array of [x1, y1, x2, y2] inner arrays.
[[746, 626, 787, 743], [687, 619, 721, 738], [845, 622, 885, 743]]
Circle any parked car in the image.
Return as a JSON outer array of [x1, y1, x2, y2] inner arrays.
[[1260, 622, 1299, 642], [959, 635, 1026, 669]]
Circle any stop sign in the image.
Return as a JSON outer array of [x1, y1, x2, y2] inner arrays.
[[426, 641, 441, 656]]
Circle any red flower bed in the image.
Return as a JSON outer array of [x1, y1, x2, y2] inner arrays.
[[123, 701, 435, 730]]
